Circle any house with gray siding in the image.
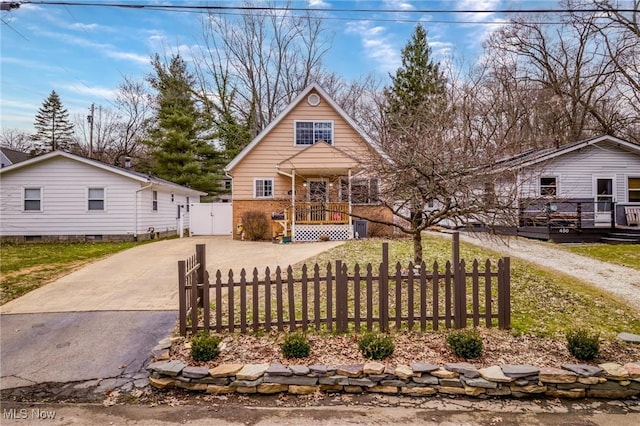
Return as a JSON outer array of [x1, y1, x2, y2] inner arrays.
[[497, 135, 640, 242], [0, 151, 205, 242]]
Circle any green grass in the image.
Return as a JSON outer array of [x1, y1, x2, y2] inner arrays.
[[0, 241, 150, 304], [559, 243, 640, 270], [299, 236, 640, 338]]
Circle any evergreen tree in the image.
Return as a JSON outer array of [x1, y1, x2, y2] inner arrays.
[[32, 90, 75, 153], [145, 54, 225, 195], [384, 24, 447, 126]]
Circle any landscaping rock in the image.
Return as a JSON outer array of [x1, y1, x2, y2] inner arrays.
[[231, 378, 263, 387], [263, 375, 318, 386], [181, 366, 210, 379], [320, 384, 343, 392], [623, 362, 640, 379], [176, 382, 207, 391], [149, 377, 175, 389], [412, 375, 439, 385], [257, 383, 288, 394], [462, 377, 498, 389], [236, 364, 269, 381], [561, 363, 603, 377], [411, 362, 440, 374], [153, 360, 186, 377], [545, 388, 586, 399], [598, 362, 630, 381], [617, 332, 640, 343], [369, 385, 398, 394], [289, 385, 317, 395], [336, 364, 364, 378], [479, 365, 512, 383], [151, 348, 170, 360], [266, 363, 292, 376], [209, 364, 243, 378], [363, 361, 385, 375], [440, 378, 463, 388], [577, 376, 604, 385], [486, 386, 511, 396], [206, 385, 236, 394], [464, 386, 486, 396], [401, 386, 436, 396], [309, 365, 333, 376], [439, 386, 466, 395], [319, 376, 349, 386], [290, 365, 310, 376], [394, 365, 414, 379], [431, 368, 458, 379], [156, 338, 173, 350], [500, 364, 539, 378], [380, 379, 407, 387], [236, 386, 257, 394], [511, 384, 547, 394], [539, 367, 577, 384], [587, 389, 640, 399], [344, 385, 363, 393], [349, 378, 375, 387], [445, 362, 480, 378]]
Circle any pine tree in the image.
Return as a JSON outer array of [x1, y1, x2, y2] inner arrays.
[[145, 54, 225, 195], [384, 24, 446, 124], [32, 90, 75, 153]]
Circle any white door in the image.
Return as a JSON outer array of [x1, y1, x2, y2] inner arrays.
[[190, 203, 233, 235], [594, 178, 614, 226]]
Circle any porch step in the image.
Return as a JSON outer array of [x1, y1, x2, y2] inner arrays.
[[601, 232, 640, 244]]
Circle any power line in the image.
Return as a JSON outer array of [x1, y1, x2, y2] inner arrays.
[[14, 1, 638, 15]]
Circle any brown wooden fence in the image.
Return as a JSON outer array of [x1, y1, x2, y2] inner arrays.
[[178, 233, 511, 336]]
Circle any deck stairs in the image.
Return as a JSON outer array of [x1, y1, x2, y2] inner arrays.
[[600, 228, 640, 244]]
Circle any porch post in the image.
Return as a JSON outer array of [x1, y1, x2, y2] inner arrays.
[[348, 168, 353, 238], [292, 169, 296, 242]]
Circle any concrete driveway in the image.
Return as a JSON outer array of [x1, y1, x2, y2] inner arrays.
[[0, 237, 343, 393], [0, 236, 344, 314]]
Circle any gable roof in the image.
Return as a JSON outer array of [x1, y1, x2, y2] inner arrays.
[[224, 83, 380, 172], [277, 141, 361, 175], [0, 150, 206, 196], [495, 135, 640, 170], [0, 147, 30, 165]]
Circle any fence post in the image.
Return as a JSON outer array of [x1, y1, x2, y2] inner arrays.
[[454, 260, 467, 329], [498, 257, 511, 329], [379, 242, 389, 332], [196, 244, 206, 307], [178, 260, 187, 336], [336, 260, 348, 333], [203, 269, 210, 333]]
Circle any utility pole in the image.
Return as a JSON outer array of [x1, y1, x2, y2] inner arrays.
[[87, 103, 94, 158]]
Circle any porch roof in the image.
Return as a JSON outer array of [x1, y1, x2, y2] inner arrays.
[[276, 141, 361, 176]]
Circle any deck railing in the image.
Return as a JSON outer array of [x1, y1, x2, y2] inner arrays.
[[288, 202, 349, 224]]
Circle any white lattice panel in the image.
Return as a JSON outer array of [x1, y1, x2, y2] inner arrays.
[[294, 224, 351, 242]]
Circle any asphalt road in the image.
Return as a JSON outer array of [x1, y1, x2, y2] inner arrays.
[[0, 236, 343, 393]]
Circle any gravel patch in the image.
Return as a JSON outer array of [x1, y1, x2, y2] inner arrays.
[[439, 231, 640, 311]]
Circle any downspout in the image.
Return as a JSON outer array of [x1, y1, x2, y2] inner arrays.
[[348, 168, 353, 238], [276, 166, 295, 242], [135, 181, 153, 239]]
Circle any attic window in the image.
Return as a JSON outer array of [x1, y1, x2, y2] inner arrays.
[[295, 121, 333, 145], [540, 177, 557, 196], [307, 93, 320, 106]]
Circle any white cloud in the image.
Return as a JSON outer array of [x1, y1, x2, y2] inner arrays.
[[59, 83, 118, 100], [308, 0, 330, 7], [383, 0, 415, 11], [69, 23, 112, 32], [106, 51, 149, 65], [346, 21, 400, 73], [456, 0, 502, 23]]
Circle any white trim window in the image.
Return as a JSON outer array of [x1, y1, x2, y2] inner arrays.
[[24, 187, 42, 211], [294, 120, 333, 145], [540, 176, 557, 196], [628, 177, 640, 203], [152, 190, 158, 211], [340, 178, 379, 204], [254, 178, 274, 198], [87, 187, 105, 211]]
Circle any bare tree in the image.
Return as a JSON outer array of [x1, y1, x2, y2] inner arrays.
[[194, 0, 332, 136], [72, 106, 121, 162], [0, 128, 34, 152], [111, 76, 153, 165]]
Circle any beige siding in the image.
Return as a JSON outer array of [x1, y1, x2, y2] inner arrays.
[[230, 90, 373, 200]]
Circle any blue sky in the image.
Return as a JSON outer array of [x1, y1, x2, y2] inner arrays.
[[0, 0, 552, 133]]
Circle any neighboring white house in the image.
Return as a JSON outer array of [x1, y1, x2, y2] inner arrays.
[[0, 147, 30, 168], [0, 151, 206, 242], [494, 135, 640, 241]]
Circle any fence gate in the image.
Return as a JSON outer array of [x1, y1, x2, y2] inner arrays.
[[189, 203, 232, 236]]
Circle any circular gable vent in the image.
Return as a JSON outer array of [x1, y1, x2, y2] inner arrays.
[[307, 93, 320, 106]]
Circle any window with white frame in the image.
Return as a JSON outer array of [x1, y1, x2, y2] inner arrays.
[[295, 121, 333, 145], [629, 177, 640, 202], [540, 177, 557, 196], [24, 187, 42, 211], [152, 190, 158, 211], [254, 178, 274, 198], [340, 178, 379, 204], [88, 187, 105, 211]]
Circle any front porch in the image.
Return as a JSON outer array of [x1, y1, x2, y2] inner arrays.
[[273, 202, 353, 242]]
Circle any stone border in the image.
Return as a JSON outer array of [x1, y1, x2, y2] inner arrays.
[[147, 349, 640, 399]]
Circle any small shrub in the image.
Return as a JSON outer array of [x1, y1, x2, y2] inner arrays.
[[358, 332, 395, 360], [566, 328, 600, 360], [241, 211, 269, 241], [446, 329, 483, 359], [281, 332, 311, 358], [190, 332, 221, 362]]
